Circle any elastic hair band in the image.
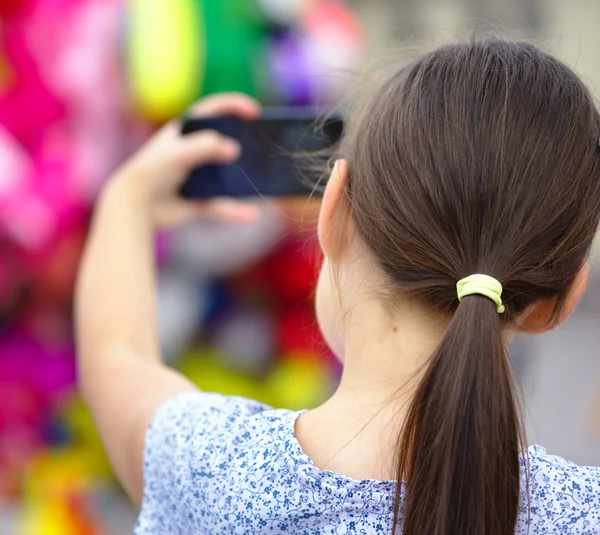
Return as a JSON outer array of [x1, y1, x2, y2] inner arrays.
[[456, 274, 505, 314]]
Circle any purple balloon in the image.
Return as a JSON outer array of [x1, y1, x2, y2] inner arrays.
[[269, 32, 315, 105]]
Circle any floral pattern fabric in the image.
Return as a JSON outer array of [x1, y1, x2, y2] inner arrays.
[[135, 392, 600, 534]]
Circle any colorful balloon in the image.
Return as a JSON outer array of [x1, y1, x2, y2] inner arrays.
[[127, 0, 204, 120], [197, 0, 268, 98], [266, 355, 333, 410], [177, 348, 272, 405], [269, 0, 366, 104]]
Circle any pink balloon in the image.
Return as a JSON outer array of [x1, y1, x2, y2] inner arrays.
[[0, 330, 75, 405]]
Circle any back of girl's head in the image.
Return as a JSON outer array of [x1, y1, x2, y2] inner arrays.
[[335, 39, 600, 535]]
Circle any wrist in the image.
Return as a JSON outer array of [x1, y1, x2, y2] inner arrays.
[[100, 172, 154, 220]]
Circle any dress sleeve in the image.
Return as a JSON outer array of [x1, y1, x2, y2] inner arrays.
[[525, 446, 600, 534], [134, 391, 270, 535]]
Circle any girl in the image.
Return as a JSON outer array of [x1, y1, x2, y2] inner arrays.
[[76, 39, 600, 534]]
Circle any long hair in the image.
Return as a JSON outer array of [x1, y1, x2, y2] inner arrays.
[[334, 40, 600, 534]]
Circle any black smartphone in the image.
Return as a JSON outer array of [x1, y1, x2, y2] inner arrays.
[[179, 107, 343, 198]]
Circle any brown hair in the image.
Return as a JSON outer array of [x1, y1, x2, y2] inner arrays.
[[335, 39, 600, 534]]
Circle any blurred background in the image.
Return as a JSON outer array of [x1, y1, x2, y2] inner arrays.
[[0, 0, 599, 533]]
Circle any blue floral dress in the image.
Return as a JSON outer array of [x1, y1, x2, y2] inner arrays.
[[135, 392, 600, 534]]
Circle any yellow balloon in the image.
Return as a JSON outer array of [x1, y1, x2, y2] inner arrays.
[[19, 449, 107, 535], [267, 356, 332, 410], [178, 349, 275, 406], [127, 0, 205, 120], [19, 498, 75, 535]]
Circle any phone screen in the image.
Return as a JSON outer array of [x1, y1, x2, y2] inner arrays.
[[180, 110, 343, 198]]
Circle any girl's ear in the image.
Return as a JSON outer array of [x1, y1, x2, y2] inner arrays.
[[318, 159, 350, 259], [520, 263, 590, 334]]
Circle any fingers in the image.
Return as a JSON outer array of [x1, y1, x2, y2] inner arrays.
[[187, 93, 260, 120], [128, 93, 260, 189], [199, 198, 261, 222], [174, 130, 241, 169], [165, 93, 260, 169], [153, 198, 260, 228]]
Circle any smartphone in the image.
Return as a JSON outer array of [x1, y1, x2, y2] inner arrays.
[[179, 107, 343, 198]]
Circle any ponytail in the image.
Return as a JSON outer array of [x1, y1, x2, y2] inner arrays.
[[335, 38, 600, 535], [394, 294, 522, 535]]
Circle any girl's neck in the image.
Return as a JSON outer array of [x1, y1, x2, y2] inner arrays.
[[338, 297, 447, 399], [296, 298, 449, 481]]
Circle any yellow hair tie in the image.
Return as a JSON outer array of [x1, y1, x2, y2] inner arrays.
[[456, 274, 505, 313]]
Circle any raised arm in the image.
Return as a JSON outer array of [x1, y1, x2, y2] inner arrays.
[[75, 94, 260, 504]]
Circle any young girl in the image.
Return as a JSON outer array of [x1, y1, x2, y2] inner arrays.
[[76, 39, 600, 534]]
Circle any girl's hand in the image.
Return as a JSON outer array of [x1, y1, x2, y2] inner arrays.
[[113, 92, 261, 227]]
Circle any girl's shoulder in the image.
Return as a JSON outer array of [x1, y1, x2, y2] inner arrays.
[[521, 445, 600, 533], [140, 391, 295, 459], [134, 391, 308, 534]]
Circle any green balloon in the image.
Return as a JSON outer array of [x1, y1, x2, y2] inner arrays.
[[193, 0, 270, 99]]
